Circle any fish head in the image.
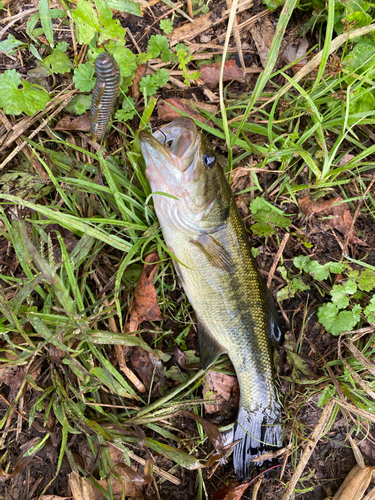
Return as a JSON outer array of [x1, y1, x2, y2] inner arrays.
[[139, 117, 231, 232]]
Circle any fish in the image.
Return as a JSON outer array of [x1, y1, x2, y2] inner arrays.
[[139, 117, 283, 480]]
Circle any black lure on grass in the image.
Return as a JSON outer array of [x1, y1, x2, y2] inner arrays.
[[90, 52, 120, 142]]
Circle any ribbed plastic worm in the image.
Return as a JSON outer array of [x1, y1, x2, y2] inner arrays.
[[90, 52, 120, 142]]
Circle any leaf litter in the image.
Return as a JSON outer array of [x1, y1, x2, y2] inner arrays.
[[299, 195, 368, 245]]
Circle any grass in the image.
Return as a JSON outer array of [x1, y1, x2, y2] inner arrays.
[[1, 0, 375, 498]]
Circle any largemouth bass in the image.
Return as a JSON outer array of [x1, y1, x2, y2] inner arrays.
[[139, 117, 282, 480]]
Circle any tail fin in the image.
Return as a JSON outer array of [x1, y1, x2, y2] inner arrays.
[[233, 405, 282, 481]]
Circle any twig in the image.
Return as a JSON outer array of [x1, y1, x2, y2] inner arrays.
[[252, 477, 262, 500], [226, 0, 245, 71], [0, 7, 39, 39], [160, 0, 194, 23], [186, 0, 193, 18], [138, 2, 183, 43], [280, 398, 335, 500], [169, 0, 254, 45], [126, 28, 141, 54], [267, 233, 290, 289], [0, 86, 77, 151], [0, 90, 76, 170]]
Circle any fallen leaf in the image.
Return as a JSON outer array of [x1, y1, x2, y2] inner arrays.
[[180, 98, 218, 114], [358, 438, 375, 461], [330, 464, 375, 499], [210, 481, 250, 500], [157, 98, 213, 126], [54, 115, 91, 132], [131, 63, 148, 102], [0, 438, 42, 482], [299, 196, 367, 245], [200, 59, 245, 86], [174, 347, 201, 369], [299, 196, 338, 217], [250, 17, 276, 69], [339, 153, 355, 166], [126, 253, 162, 332], [203, 370, 239, 414], [92, 444, 145, 500], [130, 346, 166, 396], [282, 38, 309, 74], [69, 471, 96, 500]]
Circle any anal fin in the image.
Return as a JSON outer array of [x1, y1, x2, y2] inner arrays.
[[198, 320, 226, 369]]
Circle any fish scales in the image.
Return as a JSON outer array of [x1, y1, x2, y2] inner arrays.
[[168, 197, 273, 408], [139, 117, 282, 480]]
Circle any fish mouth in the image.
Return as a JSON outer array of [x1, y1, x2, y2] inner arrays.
[[139, 117, 200, 175]]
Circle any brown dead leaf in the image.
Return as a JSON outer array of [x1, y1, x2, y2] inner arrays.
[[157, 98, 213, 126], [0, 366, 20, 387], [69, 471, 96, 500], [299, 196, 367, 245], [339, 153, 355, 166], [131, 63, 147, 102], [200, 59, 245, 86], [358, 438, 375, 461], [174, 346, 201, 369], [299, 195, 338, 217], [250, 17, 276, 69], [210, 481, 250, 500], [54, 115, 91, 132], [126, 253, 162, 333], [331, 464, 375, 499], [178, 411, 238, 468], [130, 346, 166, 396], [180, 99, 218, 115], [203, 370, 240, 414], [92, 444, 144, 500], [0, 438, 42, 482], [282, 38, 309, 74]]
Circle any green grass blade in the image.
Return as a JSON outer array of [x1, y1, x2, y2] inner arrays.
[[39, 0, 54, 48]]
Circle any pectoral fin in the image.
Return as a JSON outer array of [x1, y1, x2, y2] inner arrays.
[[190, 234, 235, 272], [198, 320, 226, 369]]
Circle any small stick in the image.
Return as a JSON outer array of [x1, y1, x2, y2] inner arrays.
[[226, 0, 245, 71], [280, 398, 335, 500], [186, 0, 193, 18], [252, 477, 262, 500], [0, 91, 76, 170], [267, 233, 290, 289], [0, 7, 39, 39]]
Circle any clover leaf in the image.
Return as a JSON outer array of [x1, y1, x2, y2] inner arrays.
[[0, 70, 50, 116], [73, 62, 96, 91]]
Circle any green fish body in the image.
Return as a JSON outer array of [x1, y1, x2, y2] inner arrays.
[[139, 117, 282, 480]]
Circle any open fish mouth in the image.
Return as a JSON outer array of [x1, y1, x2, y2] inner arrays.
[[139, 117, 200, 174]]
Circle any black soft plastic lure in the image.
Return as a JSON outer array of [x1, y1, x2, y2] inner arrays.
[[91, 53, 120, 142]]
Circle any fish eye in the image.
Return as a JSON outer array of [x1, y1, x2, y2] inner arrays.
[[203, 153, 216, 169]]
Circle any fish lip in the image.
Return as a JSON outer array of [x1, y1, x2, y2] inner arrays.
[[139, 117, 200, 174]]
